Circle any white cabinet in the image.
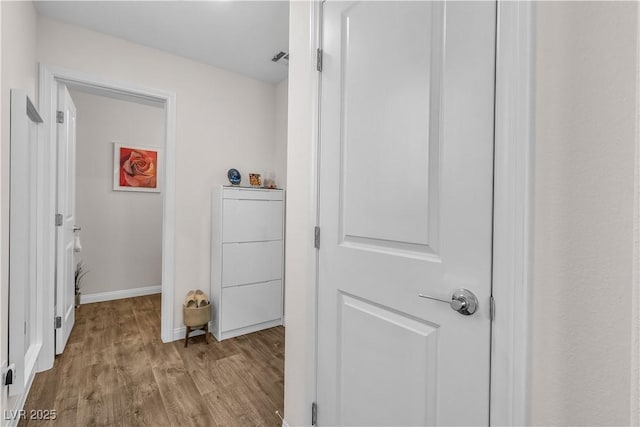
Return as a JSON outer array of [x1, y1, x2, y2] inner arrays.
[[210, 186, 285, 340]]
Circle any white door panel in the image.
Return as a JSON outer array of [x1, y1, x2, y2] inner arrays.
[[55, 84, 77, 354], [317, 2, 496, 425], [8, 91, 43, 396], [338, 294, 439, 426], [338, 1, 440, 253]]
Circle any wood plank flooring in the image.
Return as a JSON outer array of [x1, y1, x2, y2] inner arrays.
[[20, 294, 284, 427]]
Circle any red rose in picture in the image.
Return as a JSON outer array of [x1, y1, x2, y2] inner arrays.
[[120, 148, 157, 188]]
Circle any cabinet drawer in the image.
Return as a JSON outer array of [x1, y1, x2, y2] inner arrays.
[[222, 199, 283, 242], [221, 280, 282, 332], [223, 187, 284, 201], [222, 241, 282, 287]]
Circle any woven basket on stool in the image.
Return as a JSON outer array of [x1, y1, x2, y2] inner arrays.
[[183, 304, 211, 347]]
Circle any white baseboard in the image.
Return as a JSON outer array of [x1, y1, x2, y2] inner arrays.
[[281, 418, 290, 427], [80, 285, 161, 304]]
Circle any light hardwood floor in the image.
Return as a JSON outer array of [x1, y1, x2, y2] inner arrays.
[[20, 294, 284, 426]]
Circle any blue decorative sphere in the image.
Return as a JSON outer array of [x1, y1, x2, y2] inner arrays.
[[227, 168, 241, 185]]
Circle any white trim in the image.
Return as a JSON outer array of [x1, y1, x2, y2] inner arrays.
[[310, 0, 322, 407], [632, 4, 640, 425], [162, 85, 177, 345], [34, 83, 48, 378], [490, 1, 535, 425], [37, 65, 57, 371], [80, 285, 162, 305], [5, 365, 36, 427], [280, 418, 290, 427], [37, 64, 177, 372], [23, 343, 41, 392], [282, 3, 322, 424]]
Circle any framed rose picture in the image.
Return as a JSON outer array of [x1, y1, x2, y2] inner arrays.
[[113, 143, 162, 193]]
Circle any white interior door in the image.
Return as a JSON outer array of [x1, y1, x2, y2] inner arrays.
[[55, 84, 77, 354], [8, 90, 43, 396], [317, 2, 496, 425]]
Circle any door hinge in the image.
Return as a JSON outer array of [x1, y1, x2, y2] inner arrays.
[[314, 226, 321, 249], [56, 110, 64, 124], [55, 213, 63, 226], [311, 402, 318, 426], [55, 316, 62, 329], [490, 296, 495, 321], [316, 48, 323, 72]]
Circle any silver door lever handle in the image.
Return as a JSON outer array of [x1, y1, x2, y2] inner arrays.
[[418, 288, 478, 315]]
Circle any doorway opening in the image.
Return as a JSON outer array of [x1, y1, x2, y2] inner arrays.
[[38, 65, 177, 371], [69, 87, 165, 309]]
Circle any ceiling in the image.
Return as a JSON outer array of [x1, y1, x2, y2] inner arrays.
[[34, 1, 290, 84]]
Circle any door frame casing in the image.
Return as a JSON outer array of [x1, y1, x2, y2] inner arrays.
[[298, 1, 535, 425], [632, 4, 640, 424], [37, 64, 177, 371], [489, 1, 535, 424]]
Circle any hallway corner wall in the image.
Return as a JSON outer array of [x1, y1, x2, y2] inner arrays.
[[283, 2, 316, 426], [1, 0, 38, 423], [36, 14, 280, 339], [532, 1, 638, 424]]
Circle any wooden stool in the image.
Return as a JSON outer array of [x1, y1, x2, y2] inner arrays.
[[184, 323, 209, 348], [183, 303, 212, 347]]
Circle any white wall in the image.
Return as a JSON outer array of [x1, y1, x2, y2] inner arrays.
[[70, 89, 164, 296], [532, 2, 637, 425], [274, 78, 288, 189], [1, 0, 38, 421], [284, 2, 316, 425], [36, 16, 281, 332]]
